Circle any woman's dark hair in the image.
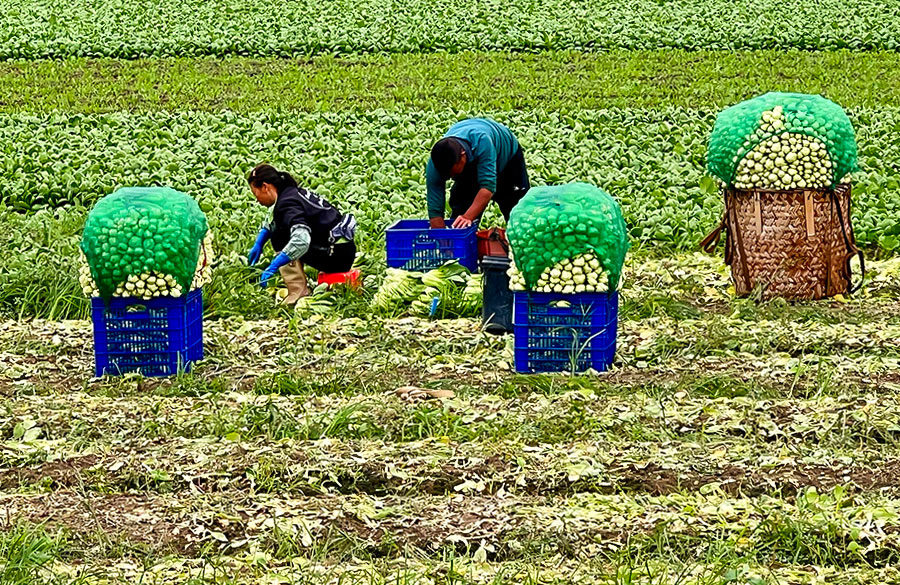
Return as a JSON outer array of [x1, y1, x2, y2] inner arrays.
[[247, 164, 298, 192]]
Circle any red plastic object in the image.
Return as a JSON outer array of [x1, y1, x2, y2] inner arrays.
[[318, 269, 362, 288], [477, 228, 510, 260]]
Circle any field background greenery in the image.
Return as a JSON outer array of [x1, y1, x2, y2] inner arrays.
[[4, 52, 900, 319], [3, 1, 900, 584]]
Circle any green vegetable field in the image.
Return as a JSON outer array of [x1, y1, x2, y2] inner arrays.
[[0, 0, 897, 57], [2, 1, 900, 583]]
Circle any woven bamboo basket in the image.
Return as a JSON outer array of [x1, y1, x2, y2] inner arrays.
[[701, 184, 864, 300]]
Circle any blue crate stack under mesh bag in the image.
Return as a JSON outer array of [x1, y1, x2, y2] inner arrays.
[[91, 289, 203, 377], [512, 291, 618, 373]]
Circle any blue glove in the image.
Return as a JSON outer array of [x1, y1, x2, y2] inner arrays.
[[260, 252, 292, 288], [247, 228, 271, 266]]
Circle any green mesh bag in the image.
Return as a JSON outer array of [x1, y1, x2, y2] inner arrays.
[[80, 187, 209, 300], [708, 92, 858, 188], [508, 183, 629, 290]]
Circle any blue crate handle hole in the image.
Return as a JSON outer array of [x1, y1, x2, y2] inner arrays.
[[413, 236, 438, 250]]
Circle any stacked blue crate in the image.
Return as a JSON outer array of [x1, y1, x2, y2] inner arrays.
[[92, 289, 203, 377], [513, 291, 618, 373]]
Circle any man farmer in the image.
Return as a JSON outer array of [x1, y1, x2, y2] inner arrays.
[[427, 118, 530, 229]]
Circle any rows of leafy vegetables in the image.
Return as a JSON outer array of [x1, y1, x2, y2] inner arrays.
[[3, 109, 898, 250], [2, 0, 897, 59]]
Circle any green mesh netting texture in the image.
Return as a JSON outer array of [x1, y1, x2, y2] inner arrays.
[[508, 183, 629, 290], [80, 187, 208, 299], [707, 92, 858, 188]]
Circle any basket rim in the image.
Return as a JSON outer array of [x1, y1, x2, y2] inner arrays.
[[725, 183, 852, 196]]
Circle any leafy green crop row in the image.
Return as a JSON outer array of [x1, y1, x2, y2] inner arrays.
[[8, 52, 900, 113], [3, 109, 900, 250], [1, 0, 898, 59]]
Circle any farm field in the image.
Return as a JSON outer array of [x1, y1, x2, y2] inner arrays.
[[4, 254, 900, 583], [0, 0, 896, 57], [3, 1, 900, 583]]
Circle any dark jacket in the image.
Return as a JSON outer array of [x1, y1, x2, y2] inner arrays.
[[271, 186, 355, 252]]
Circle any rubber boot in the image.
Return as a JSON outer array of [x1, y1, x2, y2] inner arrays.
[[278, 260, 310, 306]]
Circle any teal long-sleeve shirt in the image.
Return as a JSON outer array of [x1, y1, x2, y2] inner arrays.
[[426, 118, 520, 219]]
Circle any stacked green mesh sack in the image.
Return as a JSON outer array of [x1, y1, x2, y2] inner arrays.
[[507, 183, 629, 293], [708, 92, 858, 190], [80, 187, 213, 301]]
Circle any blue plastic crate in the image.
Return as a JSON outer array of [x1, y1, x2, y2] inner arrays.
[[513, 291, 618, 373], [385, 219, 477, 272], [91, 289, 204, 377]]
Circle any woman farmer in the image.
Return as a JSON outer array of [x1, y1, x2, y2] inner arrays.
[[246, 164, 357, 305]]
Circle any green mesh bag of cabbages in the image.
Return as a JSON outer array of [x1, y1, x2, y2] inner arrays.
[[508, 183, 629, 290], [80, 187, 209, 300], [707, 92, 858, 188]]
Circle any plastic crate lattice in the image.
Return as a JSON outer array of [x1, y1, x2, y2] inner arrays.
[[513, 291, 618, 373], [91, 289, 203, 377], [386, 219, 477, 272]]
